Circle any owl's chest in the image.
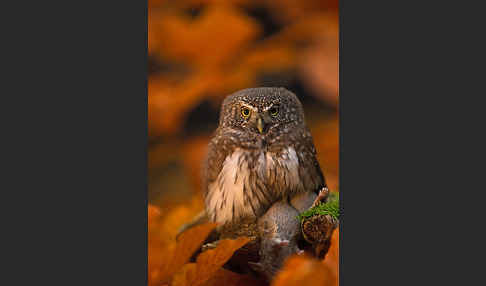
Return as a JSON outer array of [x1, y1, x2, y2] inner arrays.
[[206, 147, 302, 223], [223, 147, 300, 191]]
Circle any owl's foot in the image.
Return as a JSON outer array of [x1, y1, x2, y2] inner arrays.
[[311, 187, 330, 208], [247, 261, 266, 275], [201, 240, 220, 252]]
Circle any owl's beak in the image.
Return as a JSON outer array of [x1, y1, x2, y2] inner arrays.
[[256, 117, 264, 134]]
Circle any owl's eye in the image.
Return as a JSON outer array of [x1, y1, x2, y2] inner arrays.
[[241, 107, 251, 118], [269, 106, 279, 116]]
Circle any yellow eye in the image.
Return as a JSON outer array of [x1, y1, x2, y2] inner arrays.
[[269, 106, 279, 116], [241, 107, 251, 118]]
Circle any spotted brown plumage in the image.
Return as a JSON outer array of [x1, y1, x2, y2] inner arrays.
[[202, 87, 327, 225]]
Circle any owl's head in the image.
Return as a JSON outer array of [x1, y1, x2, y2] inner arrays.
[[218, 87, 305, 135]]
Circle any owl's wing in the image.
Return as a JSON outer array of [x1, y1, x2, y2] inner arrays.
[[289, 128, 327, 213], [296, 128, 328, 195], [202, 134, 230, 196]]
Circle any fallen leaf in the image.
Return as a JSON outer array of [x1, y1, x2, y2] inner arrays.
[[148, 202, 174, 286], [158, 196, 206, 245], [149, 241, 176, 286], [148, 204, 162, 223], [151, 5, 260, 67], [148, 202, 214, 286], [148, 72, 223, 136], [172, 263, 197, 286], [164, 223, 218, 281], [201, 268, 267, 286], [271, 254, 337, 286], [195, 237, 251, 283], [322, 229, 339, 285], [173, 237, 251, 286]]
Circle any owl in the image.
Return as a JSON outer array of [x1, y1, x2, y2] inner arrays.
[[203, 87, 327, 226]]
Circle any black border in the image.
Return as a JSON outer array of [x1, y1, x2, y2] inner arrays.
[[2, 0, 148, 284], [339, 0, 485, 284]]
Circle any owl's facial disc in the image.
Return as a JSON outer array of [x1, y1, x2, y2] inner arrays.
[[246, 112, 273, 135], [238, 102, 282, 135]]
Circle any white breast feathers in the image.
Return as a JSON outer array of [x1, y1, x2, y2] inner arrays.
[[206, 147, 302, 224]]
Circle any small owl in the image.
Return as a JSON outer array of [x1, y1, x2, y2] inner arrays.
[[203, 87, 327, 226]]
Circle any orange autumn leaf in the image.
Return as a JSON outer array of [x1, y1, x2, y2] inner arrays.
[[148, 77, 207, 136], [148, 72, 223, 136], [194, 237, 251, 283], [172, 237, 251, 286], [151, 5, 260, 67], [148, 204, 162, 223], [148, 204, 172, 286], [149, 241, 176, 286], [172, 263, 197, 286], [242, 45, 296, 74], [158, 196, 205, 241], [163, 222, 218, 281], [148, 202, 214, 286], [150, 222, 217, 285], [149, 198, 202, 246], [271, 254, 337, 286], [148, 3, 339, 138], [322, 229, 339, 285], [201, 268, 267, 286]]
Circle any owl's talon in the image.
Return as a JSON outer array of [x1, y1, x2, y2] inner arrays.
[[248, 261, 264, 272], [201, 241, 220, 251], [312, 187, 330, 208]]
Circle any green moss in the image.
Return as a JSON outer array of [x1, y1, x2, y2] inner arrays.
[[298, 192, 339, 222]]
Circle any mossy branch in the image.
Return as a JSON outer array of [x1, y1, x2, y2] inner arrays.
[[299, 190, 339, 259], [298, 192, 339, 222]]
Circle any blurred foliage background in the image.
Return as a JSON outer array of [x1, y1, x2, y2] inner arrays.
[[148, 0, 339, 285]]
